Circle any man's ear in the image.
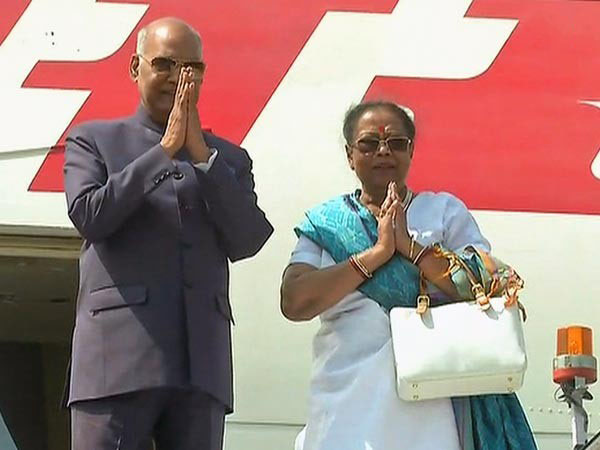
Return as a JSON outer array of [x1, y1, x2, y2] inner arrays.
[[346, 145, 355, 171], [129, 54, 140, 81]]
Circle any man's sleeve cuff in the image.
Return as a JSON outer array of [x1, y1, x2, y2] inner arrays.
[[192, 148, 218, 172]]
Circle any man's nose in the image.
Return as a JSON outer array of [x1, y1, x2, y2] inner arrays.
[[167, 65, 183, 83]]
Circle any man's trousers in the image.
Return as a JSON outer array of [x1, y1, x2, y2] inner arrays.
[[70, 387, 225, 450]]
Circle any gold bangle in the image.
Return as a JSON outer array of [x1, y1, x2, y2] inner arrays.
[[412, 245, 431, 266], [355, 256, 373, 279], [348, 255, 367, 280], [409, 237, 416, 260], [349, 254, 373, 279]]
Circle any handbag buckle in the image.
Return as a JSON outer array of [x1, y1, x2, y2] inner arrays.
[[472, 284, 490, 310], [416, 295, 430, 315]]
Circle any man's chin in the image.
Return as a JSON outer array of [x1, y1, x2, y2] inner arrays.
[[156, 97, 175, 113], [145, 102, 172, 125]]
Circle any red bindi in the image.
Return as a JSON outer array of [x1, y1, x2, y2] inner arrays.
[[378, 125, 385, 136]]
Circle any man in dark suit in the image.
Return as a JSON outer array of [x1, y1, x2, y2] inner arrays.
[[63, 17, 273, 450]]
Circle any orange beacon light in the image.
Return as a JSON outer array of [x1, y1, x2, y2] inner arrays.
[[553, 326, 597, 384], [553, 326, 598, 449]]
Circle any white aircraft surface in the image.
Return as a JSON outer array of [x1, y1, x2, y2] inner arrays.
[[0, 1, 599, 448]]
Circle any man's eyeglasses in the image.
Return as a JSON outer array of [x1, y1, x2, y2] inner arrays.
[[351, 136, 412, 155], [138, 54, 205, 74]]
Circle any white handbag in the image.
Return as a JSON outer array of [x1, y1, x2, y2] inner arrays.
[[390, 297, 527, 402]]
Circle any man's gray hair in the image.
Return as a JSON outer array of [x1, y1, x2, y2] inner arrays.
[[136, 27, 148, 54]]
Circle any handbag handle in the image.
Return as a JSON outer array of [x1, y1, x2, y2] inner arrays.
[[415, 268, 482, 315], [417, 244, 490, 313], [416, 271, 430, 315], [417, 244, 528, 321]]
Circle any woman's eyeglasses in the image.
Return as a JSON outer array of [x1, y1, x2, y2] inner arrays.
[[138, 54, 205, 75], [351, 136, 412, 155]]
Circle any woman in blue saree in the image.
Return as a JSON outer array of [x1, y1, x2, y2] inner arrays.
[[280, 101, 537, 450]]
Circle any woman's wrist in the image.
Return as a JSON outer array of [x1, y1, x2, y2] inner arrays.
[[360, 244, 392, 273], [395, 234, 413, 258]]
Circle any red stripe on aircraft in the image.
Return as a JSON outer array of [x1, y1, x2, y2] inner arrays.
[[0, 0, 31, 46], [367, 0, 600, 214]]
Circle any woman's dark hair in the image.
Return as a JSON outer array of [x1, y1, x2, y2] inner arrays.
[[342, 101, 416, 144]]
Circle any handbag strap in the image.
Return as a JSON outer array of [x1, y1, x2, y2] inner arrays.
[[416, 271, 430, 315], [416, 244, 489, 315], [432, 244, 491, 309], [417, 244, 528, 321]]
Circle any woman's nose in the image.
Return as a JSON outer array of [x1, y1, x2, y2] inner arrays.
[[376, 140, 392, 155]]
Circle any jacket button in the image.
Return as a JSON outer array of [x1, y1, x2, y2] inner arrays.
[[173, 171, 184, 180]]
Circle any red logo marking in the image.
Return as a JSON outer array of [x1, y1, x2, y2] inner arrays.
[[0, 1, 31, 46], [366, 0, 600, 214]]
